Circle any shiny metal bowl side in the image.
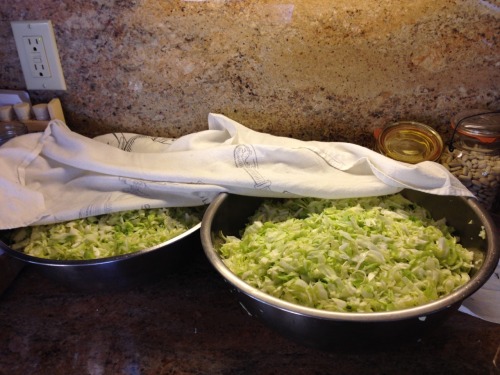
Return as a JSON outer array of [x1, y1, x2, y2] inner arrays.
[[201, 190, 499, 348], [0, 224, 202, 291]]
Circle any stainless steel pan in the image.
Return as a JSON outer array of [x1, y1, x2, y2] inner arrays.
[[201, 190, 499, 348]]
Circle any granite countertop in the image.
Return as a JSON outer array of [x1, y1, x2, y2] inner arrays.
[[1, 234, 499, 375], [2, 2, 499, 141]]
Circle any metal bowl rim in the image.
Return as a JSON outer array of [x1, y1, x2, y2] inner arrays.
[[1, 223, 201, 267]]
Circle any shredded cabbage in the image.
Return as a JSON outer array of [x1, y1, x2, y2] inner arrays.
[[218, 194, 481, 313], [10, 207, 204, 260]]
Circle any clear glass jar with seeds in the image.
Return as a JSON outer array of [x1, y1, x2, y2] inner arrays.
[[440, 110, 500, 212]]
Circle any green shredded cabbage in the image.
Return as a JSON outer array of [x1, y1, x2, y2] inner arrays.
[[10, 207, 204, 260], [218, 194, 482, 313]]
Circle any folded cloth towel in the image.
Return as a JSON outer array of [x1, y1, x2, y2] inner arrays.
[[459, 261, 500, 324], [0, 113, 472, 229]]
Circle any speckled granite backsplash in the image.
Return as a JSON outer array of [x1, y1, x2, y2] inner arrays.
[[0, 0, 498, 145]]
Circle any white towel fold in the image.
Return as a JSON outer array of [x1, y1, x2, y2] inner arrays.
[[0, 113, 473, 229]]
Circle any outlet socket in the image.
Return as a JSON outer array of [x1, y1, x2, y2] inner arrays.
[[11, 20, 67, 91]]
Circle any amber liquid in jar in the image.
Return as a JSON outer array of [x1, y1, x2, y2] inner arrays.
[[375, 121, 443, 164], [383, 129, 441, 163]]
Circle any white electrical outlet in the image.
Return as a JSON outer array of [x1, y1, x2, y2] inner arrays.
[[11, 20, 67, 91]]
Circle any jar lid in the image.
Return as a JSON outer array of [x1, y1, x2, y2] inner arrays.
[[451, 110, 500, 143], [375, 121, 444, 163]]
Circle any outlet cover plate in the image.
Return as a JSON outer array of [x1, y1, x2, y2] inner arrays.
[[11, 20, 67, 91]]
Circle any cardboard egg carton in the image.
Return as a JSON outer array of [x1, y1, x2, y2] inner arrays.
[[26, 98, 65, 132], [0, 90, 65, 133]]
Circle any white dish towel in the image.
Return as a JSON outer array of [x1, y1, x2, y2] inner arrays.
[[0, 113, 472, 229]]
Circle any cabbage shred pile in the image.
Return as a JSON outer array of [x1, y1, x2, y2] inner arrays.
[[11, 207, 204, 260], [218, 194, 478, 313]]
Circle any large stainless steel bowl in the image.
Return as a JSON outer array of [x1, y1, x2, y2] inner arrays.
[[0, 223, 202, 291], [201, 190, 500, 348]]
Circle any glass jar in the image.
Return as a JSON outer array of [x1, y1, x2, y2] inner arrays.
[[0, 122, 28, 146], [440, 110, 500, 212], [374, 121, 444, 164]]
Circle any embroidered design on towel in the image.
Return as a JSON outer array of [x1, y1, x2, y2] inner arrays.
[[234, 144, 271, 190], [105, 133, 174, 152]]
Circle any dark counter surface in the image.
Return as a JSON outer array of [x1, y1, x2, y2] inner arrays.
[[1, 241, 499, 375]]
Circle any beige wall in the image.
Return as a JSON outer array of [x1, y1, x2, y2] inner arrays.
[[0, 0, 498, 146]]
